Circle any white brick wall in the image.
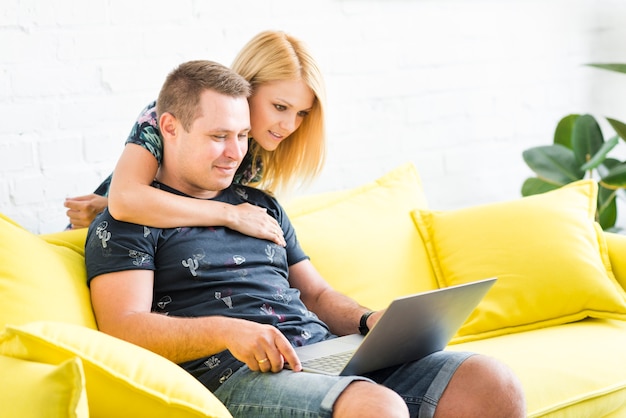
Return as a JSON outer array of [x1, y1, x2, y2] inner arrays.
[[2, 0, 626, 233]]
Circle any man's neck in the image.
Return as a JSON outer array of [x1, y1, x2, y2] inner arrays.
[[153, 174, 223, 200]]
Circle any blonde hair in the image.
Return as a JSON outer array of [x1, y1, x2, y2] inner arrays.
[[231, 30, 327, 194]]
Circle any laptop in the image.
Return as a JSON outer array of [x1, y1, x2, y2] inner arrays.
[[292, 277, 496, 376]]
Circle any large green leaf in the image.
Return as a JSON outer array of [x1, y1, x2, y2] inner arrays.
[[580, 135, 619, 171], [598, 185, 617, 229], [522, 144, 584, 184], [607, 118, 626, 142], [587, 63, 626, 75], [553, 114, 579, 149], [572, 114, 604, 166], [521, 177, 560, 196], [597, 157, 622, 178], [603, 157, 622, 169], [601, 163, 626, 187]]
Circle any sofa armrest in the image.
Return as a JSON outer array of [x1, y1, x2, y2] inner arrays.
[[604, 232, 626, 291], [0, 322, 232, 418]]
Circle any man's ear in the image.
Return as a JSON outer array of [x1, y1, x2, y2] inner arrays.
[[159, 112, 178, 140]]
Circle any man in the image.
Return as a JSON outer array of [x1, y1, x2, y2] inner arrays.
[[86, 60, 525, 417]]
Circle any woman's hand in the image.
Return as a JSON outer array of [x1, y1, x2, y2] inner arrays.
[[64, 194, 108, 229], [228, 203, 286, 246]]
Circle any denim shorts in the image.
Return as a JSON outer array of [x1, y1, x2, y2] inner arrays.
[[212, 350, 473, 417]]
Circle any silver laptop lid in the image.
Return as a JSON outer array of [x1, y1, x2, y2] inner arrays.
[[341, 277, 496, 375]]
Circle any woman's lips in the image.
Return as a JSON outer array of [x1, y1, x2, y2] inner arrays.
[[269, 130, 284, 141]]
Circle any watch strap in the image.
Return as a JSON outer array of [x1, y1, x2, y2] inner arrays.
[[359, 311, 375, 335]]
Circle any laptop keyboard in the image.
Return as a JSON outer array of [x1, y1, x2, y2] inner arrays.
[[301, 350, 355, 374]]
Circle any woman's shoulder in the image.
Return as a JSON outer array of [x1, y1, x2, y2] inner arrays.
[[136, 100, 157, 124], [125, 99, 163, 162]]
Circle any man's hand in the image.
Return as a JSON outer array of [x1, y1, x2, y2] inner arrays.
[[226, 320, 301, 373], [227, 203, 286, 247], [65, 194, 108, 229]]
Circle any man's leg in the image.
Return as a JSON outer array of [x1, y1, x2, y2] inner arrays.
[[365, 351, 525, 417], [213, 366, 409, 417], [433, 354, 526, 418], [334, 380, 409, 418], [210, 351, 525, 417]]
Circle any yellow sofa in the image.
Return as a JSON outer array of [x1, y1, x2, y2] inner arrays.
[[2, 162, 626, 417]]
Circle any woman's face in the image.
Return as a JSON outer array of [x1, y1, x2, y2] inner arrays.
[[248, 79, 315, 151]]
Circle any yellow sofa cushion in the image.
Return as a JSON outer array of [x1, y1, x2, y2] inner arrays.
[[412, 180, 626, 342], [286, 163, 437, 310], [448, 318, 626, 417], [0, 355, 88, 418], [0, 321, 232, 418], [0, 214, 96, 331], [40, 227, 89, 257], [604, 231, 626, 291]]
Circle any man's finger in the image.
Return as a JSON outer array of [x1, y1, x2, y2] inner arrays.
[[276, 339, 301, 372]]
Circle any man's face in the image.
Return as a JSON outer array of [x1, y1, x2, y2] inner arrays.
[[160, 89, 251, 199]]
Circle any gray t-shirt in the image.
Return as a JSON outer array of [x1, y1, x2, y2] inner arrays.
[[85, 182, 332, 390]]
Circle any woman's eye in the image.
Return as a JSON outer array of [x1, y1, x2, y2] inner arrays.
[[274, 104, 286, 111], [297, 111, 310, 118]]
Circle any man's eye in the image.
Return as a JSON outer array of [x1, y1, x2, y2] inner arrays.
[[213, 135, 227, 140]]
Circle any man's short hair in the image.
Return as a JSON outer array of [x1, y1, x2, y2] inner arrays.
[[156, 60, 251, 132]]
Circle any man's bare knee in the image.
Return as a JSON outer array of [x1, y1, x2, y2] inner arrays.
[[436, 355, 526, 418], [333, 380, 409, 418]]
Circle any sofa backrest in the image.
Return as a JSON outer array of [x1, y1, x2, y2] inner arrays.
[[286, 163, 438, 310], [0, 214, 96, 332]]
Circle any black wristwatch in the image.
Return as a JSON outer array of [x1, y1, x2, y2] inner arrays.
[[359, 311, 375, 335]]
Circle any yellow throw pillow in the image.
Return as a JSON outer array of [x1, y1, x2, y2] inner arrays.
[[40, 227, 89, 257], [0, 355, 88, 418], [412, 180, 626, 343], [0, 214, 96, 331], [604, 231, 626, 292], [0, 321, 232, 418], [285, 163, 437, 310]]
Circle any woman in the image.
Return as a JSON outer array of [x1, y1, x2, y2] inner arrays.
[[65, 30, 326, 245]]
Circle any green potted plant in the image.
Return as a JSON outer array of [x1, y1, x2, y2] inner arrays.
[[521, 64, 626, 231]]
